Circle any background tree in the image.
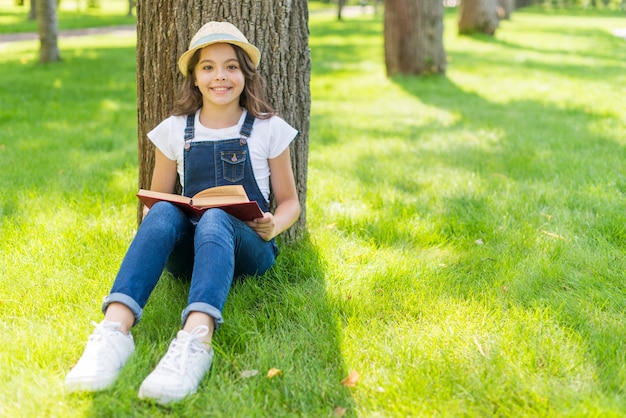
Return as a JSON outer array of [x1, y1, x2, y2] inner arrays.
[[28, 0, 36, 20], [337, 0, 347, 20], [458, 0, 500, 35], [384, 0, 446, 76], [36, 0, 60, 62], [136, 0, 311, 241]]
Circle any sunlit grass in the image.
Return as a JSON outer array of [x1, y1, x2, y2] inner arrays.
[[307, 9, 626, 416], [0, 0, 135, 33], [1, 5, 626, 417]]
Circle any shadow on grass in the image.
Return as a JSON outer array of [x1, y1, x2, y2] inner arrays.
[[382, 74, 626, 395], [0, 8, 136, 34], [460, 27, 626, 79], [0, 43, 138, 223], [1, 41, 352, 414], [311, 58, 625, 396], [309, 16, 382, 76], [84, 235, 353, 417]]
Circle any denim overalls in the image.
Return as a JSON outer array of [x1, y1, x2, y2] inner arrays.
[[103, 111, 278, 329], [182, 112, 268, 211]]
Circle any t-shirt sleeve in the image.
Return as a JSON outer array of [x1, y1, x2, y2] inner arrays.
[[269, 116, 298, 159], [147, 117, 177, 160]]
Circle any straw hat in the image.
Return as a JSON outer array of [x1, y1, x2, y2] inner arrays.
[[177, 21, 261, 74]]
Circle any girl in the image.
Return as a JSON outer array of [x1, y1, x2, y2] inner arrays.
[[65, 21, 301, 405]]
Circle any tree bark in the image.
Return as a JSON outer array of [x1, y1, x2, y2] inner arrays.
[[337, 0, 346, 20], [28, 0, 36, 20], [136, 0, 310, 241], [458, 0, 500, 36], [36, 0, 60, 63], [384, 0, 446, 76]]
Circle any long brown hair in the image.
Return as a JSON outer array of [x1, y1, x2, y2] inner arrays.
[[171, 44, 274, 119]]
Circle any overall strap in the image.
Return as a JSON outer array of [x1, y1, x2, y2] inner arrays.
[[184, 114, 195, 141], [238, 111, 255, 145]]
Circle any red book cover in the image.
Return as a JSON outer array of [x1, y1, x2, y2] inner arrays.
[[137, 189, 264, 222]]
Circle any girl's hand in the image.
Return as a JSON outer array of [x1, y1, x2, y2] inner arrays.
[[252, 146, 300, 241], [142, 205, 150, 220], [246, 212, 276, 241]]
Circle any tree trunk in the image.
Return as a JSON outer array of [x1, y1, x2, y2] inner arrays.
[[384, 0, 446, 76], [28, 0, 36, 20], [458, 0, 500, 36], [136, 0, 310, 242], [337, 0, 346, 20], [36, 0, 60, 63]]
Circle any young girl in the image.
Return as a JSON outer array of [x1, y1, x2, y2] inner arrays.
[[65, 21, 301, 405]]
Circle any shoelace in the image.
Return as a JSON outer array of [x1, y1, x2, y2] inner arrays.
[[159, 325, 210, 376], [82, 321, 121, 361]]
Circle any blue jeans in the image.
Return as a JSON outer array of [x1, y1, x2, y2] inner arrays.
[[102, 201, 277, 329]]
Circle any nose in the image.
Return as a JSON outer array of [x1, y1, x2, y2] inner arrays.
[[215, 67, 227, 81]]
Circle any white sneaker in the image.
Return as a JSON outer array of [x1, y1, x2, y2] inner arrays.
[[65, 320, 135, 392], [138, 325, 213, 404]]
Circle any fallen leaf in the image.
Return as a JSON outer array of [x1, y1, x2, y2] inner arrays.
[[334, 406, 348, 417], [240, 369, 258, 378], [267, 368, 281, 378], [341, 370, 360, 387]]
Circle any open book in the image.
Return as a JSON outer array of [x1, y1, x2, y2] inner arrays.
[[137, 185, 264, 221]]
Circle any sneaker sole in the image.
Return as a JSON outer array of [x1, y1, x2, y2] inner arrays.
[[138, 385, 194, 404], [65, 374, 117, 393]]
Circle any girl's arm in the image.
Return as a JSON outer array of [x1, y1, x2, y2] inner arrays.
[[150, 148, 178, 193], [142, 148, 178, 218], [247, 147, 300, 241]]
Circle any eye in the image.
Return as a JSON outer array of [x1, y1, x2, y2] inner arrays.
[[202, 65, 213, 71], [227, 64, 239, 70]]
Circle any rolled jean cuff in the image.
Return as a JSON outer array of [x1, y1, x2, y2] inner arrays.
[[102, 293, 143, 326], [182, 302, 224, 330]]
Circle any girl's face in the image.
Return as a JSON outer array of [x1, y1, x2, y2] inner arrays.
[[193, 43, 245, 110]]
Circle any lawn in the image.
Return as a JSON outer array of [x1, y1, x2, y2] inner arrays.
[[0, 0, 135, 34], [1, 4, 626, 418]]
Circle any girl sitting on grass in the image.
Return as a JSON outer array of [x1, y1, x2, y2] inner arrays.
[[65, 21, 300, 405]]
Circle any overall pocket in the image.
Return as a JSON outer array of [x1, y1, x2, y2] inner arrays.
[[220, 150, 247, 182]]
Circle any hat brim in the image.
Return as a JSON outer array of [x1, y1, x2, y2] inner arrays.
[[177, 33, 261, 74]]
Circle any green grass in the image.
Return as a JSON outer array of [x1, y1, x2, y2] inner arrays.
[[2, 6, 626, 418], [0, 0, 135, 34]]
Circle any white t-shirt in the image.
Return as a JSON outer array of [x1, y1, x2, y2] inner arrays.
[[148, 109, 298, 201]]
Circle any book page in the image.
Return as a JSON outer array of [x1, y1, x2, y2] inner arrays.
[[191, 195, 249, 207], [193, 185, 248, 199]]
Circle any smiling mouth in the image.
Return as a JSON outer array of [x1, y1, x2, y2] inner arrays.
[[211, 87, 231, 93]]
